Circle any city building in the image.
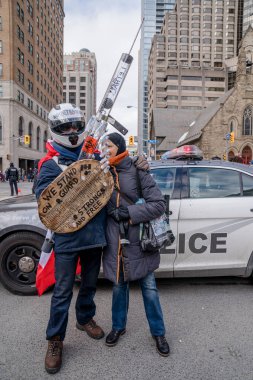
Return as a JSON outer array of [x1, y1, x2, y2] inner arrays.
[[148, 0, 243, 130], [63, 49, 97, 123], [0, 0, 64, 172], [138, 0, 176, 154], [177, 26, 253, 164], [226, 0, 251, 90], [243, 0, 253, 35]]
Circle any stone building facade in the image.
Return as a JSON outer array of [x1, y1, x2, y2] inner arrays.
[[178, 26, 253, 164]]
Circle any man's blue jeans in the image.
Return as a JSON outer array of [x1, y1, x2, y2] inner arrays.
[[46, 248, 102, 341], [112, 268, 165, 336]]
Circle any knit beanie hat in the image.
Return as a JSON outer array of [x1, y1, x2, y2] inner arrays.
[[107, 132, 126, 155]]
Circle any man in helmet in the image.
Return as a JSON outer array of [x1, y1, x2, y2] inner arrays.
[[35, 104, 106, 374], [5, 162, 19, 196]]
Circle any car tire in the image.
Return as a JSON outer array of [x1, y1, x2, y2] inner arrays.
[[0, 232, 44, 295]]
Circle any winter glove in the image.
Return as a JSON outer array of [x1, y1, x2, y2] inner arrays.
[[132, 155, 150, 171], [108, 206, 130, 222]]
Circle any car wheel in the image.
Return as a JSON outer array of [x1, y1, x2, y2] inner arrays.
[[0, 232, 44, 295]]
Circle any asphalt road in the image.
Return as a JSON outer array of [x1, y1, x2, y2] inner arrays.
[[1, 278, 253, 380]]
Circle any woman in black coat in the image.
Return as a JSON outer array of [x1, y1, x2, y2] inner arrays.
[[103, 132, 170, 357]]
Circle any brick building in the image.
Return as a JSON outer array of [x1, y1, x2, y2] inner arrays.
[[0, 0, 64, 171]]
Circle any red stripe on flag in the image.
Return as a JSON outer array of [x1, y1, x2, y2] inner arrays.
[[36, 251, 82, 296]]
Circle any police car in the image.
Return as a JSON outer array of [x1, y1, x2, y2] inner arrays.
[[1, 145, 253, 295], [0, 195, 45, 295], [151, 145, 253, 280]]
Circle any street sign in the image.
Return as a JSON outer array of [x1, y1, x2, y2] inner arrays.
[[148, 139, 157, 144], [225, 133, 231, 140]]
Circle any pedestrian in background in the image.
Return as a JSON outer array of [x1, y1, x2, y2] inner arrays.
[[32, 159, 39, 194], [5, 162, 19, 196]]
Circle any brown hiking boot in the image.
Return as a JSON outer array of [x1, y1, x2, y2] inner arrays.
[[76, 318, 105, 340], [45, 336, 63, 374]]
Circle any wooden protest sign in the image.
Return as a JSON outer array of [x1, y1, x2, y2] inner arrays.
[[38, 159, 114, 233]]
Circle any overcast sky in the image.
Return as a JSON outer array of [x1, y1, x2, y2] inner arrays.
[[64, 0, 141, 137]]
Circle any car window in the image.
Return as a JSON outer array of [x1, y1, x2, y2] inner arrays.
[[242, 173, 253, 196], [188, 167, 241, 198], [151, 168, 176, 197]]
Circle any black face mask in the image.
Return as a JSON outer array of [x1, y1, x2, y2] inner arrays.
[[68, 134, 79, 146]]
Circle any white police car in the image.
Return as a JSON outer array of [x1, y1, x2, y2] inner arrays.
[[1, 145, 253, 295], [151, 145, 253, 281]]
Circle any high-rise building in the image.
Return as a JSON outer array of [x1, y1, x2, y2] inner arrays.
[[0, 0, 64, 172], [148, 0, 242, 124], [138, 0, 176, 154], [63, 49, 97, 123], [243, 0, 253, 35]]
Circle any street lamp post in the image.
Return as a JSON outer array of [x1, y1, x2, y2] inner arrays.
[[126, 105, 151, 158]]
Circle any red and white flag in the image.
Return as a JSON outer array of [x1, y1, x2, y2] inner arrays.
[[36, 230, 56, 296], [36, 230, 81, 296]]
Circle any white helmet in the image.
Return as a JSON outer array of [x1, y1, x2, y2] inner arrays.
[[48, 103, 85, 148]]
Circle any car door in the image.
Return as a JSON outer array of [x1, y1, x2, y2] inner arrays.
[[174, 165, 253, 277], [150, 166, 181, 277]]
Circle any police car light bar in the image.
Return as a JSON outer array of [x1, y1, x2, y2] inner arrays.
[[161, 145, 203, 160]]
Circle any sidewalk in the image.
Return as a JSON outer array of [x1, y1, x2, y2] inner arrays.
[[0, 181, 33, 201]]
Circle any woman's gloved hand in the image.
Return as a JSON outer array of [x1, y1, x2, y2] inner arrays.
[[108, 206, 130, 222], [132, 155, 150, 171]]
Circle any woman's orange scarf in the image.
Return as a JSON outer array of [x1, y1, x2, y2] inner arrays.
[[109, 150, 129, 166]]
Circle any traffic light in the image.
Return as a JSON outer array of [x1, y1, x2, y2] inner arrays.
[[223, 153, 226, 160], [24, 135, 30, 145], [230, 131, 235, 143], [129, 135, 134, 145]]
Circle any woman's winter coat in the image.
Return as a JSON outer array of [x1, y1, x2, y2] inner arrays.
[[103, 156, 166, 283]]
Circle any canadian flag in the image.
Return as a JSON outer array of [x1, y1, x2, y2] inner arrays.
[[36, 230, 56, 296], [36, 230, 81, 296]]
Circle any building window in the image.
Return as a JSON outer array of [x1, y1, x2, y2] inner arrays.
[[17, 25, 24, 43], [0, 63, 2, 77], [243, 107, 253, 136], [17, 69, 24, 84], [17, 2, 24, 23], [229, 119, 236, 133], [37, 126, 40, 150], [43, 130, 47, 152], [27, 0, 33, 17], [0, 84, 3, 97], [17, 90, 24, 103], [27, 40, 33, 55], [18, 116, 24, 145], [28, 122, 33, 148], [28, 21, 33, 36], [28, 79, 33, 93], [0, 116, 2, 143], [28, 60, 33, 74], [17, 48, 24, 64]]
